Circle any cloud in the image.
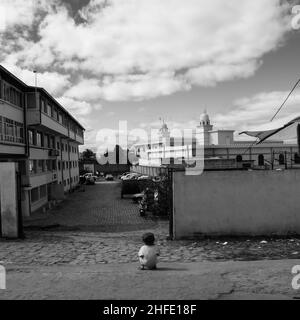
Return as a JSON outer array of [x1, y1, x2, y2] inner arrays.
[[0, 0, 45, 30], [2, 62, 71, 96], [138, 107, 146, 113], [0, 0, 292, 101], [213, 89, 300, 132], [185, 61, 261, 87], [56, 96, 93, 116], [65, 78, 102, 101], [138, 88, 300, 141], [106, 111, 116, 117]]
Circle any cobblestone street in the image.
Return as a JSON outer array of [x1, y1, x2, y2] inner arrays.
[[1, 181, 300, 267], [24, 181, 162, 232], [0, 181, 169, 266], [1, 181, 300, 299]]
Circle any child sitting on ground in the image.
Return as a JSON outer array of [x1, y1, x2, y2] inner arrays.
[[138, 233, 160, 270]]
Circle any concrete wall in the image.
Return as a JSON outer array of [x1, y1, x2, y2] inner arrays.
[[0, 163, 18, 238], [173, 169, 300, 238]]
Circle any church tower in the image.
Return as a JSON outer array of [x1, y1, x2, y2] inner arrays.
[[196, 110, 213, 145], [199, 109, 213, 131], [159, 120, 170, 140]]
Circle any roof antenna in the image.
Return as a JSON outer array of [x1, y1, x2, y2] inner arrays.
[[33, 70, 38, 109]]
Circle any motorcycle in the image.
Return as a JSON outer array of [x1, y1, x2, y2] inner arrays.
[[139, 198, 147, 216], [138, 190, 149, 217]]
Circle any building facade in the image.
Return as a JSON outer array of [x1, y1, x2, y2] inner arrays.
[[134, 111, 299, 170], [0, 65, 84, 221]]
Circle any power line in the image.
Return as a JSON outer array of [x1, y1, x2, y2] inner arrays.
[[240, 78, 300, 156], [270, 78, 300, 122]]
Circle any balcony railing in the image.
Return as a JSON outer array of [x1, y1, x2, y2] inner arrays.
[[0, 134, 24, 144]]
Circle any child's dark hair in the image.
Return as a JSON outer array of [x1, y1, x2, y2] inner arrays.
[[143, 232, 155, 246]]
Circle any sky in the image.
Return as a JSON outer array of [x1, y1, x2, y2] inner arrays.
[[0, 0, 300, 151]]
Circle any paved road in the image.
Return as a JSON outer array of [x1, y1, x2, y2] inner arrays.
[[24, 181, 165, 232], [1, 260, 300, 300], [1, 181, 300, 299], [1, 181, 300, 267]]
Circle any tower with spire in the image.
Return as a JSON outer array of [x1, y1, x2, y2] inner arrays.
[[197, 109, 213, 145], [159, 118, 170, 140]]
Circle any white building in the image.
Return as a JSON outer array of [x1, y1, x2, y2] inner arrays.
[[134, 111, 299, 170]]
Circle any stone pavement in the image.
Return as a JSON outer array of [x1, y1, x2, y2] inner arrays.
[[1, 181, 300, 267], [1, 260, 300, 300], [24, 181, 161, 232], [1, 181, 300, 299]]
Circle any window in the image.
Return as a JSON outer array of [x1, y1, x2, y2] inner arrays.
[[38, 160, 45, 172], [53, 108, 58, 121], [4, 118, 14, 141], [47, 104, 52, 116], [2, 118, 24, 143], [58, 161, 61, 170], [295, 153, 300, 164], [61, 143, 64, 151], [78, 129, 83, 138], [16, 125, 24, 143], [28, 130, 34, 145], [36, 132, 42, 147], [31, 188, 39, 203], [62, 115, 68, 127], [40, 185, 47, 198], [2, 81, 24, 108], [41, 99, 47, 113], [258, 154, 264, 166], [52, 160, 57, 171], [29, 160, 37, 174], [57, 141, 60, 150], [279, 153, 285, 165], [50, 136, 55, 149], [46, 160, 52, 171], [0, 116, 3, 141]]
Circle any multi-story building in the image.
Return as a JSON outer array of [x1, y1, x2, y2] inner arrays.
[[0, 65, 84, 223], [133, 111, 299, 170]]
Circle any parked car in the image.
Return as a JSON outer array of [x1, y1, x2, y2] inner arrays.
[[137, 175, 150, 181], [121, 173, 135, 180], [121, 173, 141, 181], [119, 172, 131, 179], [105, 174, 114, 181], [83, 173, 96, 185], [120, 173, 134, 180]]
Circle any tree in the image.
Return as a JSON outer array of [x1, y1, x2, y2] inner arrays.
[[81, 149, 96, 161]]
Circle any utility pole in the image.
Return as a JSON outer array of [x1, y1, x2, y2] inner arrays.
[[297, 124, 300, 155], [33, 70, 38, 109]]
